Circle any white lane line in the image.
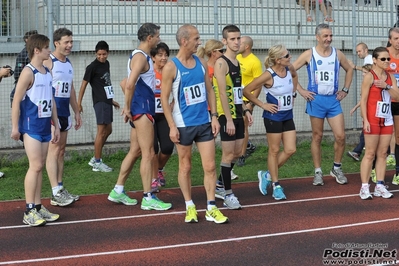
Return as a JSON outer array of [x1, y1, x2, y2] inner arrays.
[[1, 217, 399, 265], [2, 190, 399, 230]]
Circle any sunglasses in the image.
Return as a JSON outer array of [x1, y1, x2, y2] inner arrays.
[[215, 48, 225, 53], [379, 57, 391, 62], [280, 51, 290, 59]]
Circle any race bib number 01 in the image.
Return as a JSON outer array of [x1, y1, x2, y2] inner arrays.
[[376, 101, 391, 119], [184, 82, 206, 106], [315, 70, 334, 86], [104, 85, 114, 99], [233, 87, 243, 104], [38, 99, 52, 118], [54, 81, 71, 98]]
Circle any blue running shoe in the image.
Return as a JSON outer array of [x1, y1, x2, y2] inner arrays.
[[272, 185, 286, 200], [257, 170, 271, 195]]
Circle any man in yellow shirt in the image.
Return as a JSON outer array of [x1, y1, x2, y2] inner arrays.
[[236, 36, 263, 168]]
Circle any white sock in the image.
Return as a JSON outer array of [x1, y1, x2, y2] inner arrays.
[[52, 186, 61, 196], [185, 200, 195, 209], [114, 185, 124, 194], [361, 183, 369, 188], [207, 204, 216, 211]]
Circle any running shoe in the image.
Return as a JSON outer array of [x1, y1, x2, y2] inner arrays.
[[236, 155, 245, 167], [50, 188, 75, 206], [38, 206, 60, 222], [386, 154, 396, 166], [63, 187, 80, 201], [92, 161, 113, 172], [246, 142, 256, 154], [272, 185, 287, 200], [257, 170, 271, 195], [392, 173, 399, 185], [215, 186, 225, 200], [0, 171, 4, 178], [359, 185, 373, 200], [223, 194, 242, 210], [88, 157, 96, 167], [205, 206, 229, 224], [347, 151, 360, 161], [370, 169, 376, 184], [141, 195, 172, 211], [231, 169, 238, 180], [313, 171, 324, 186], [108, 189, 138, 205], [158, 170, 166, 187], [374, 185, 393, 199], [185, 205, 198, 223], [23, 209, 46, 227], [151, 178, 161, 193], [330, 167, 348, 184]]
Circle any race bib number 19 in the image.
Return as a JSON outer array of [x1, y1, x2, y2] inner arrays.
[[184, 82, 206, 106], [54, 81, 71, 98]]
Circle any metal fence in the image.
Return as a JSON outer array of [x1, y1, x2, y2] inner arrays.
[[0, 0, 397, 148]]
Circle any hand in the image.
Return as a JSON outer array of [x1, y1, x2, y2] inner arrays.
[[300, 90, 316, 101], [225, 120, 235, 136], [112, 100, 120, 110], [169, 126, 180, 144], [10, 130, 21, 141], [121, 106, 132, 123], [363, 121, 370, 133], [336, 90, 348, 101], [373, 79, 387, 89], [262, 103, 278, 113], [51, 127, 60, 144], [211, 117, 220, 137], [246, 112, 254, 127], [74, 112, 82, 130]]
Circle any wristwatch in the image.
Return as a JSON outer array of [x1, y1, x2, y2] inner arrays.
[[385, 85, 392, 90], [341, 87, 349, 94], [211, 112, 218, 118]]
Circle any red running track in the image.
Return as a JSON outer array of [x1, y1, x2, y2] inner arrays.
[[0, 172, 398, 266]]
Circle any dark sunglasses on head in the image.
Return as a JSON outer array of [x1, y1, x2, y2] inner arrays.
[[215, 48, 225, 53], [379, 57, 391, 62], [280, 51, 290, 59]]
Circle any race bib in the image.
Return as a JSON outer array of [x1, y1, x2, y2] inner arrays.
[[54, 81, 71, 98], [277, 93, 293, 111], [104, 85, 114, 99], [394, 73, 399, 87], [376, 101, 391, 119], [315, 70, 334, 86], [233, 87, 243, 104], [183, 82, 206, 106], [37, 99, 52, 118], [155, 96, 163, 113]]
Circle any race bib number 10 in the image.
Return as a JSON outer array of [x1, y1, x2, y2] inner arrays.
[[184, 82, 206, 106]]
